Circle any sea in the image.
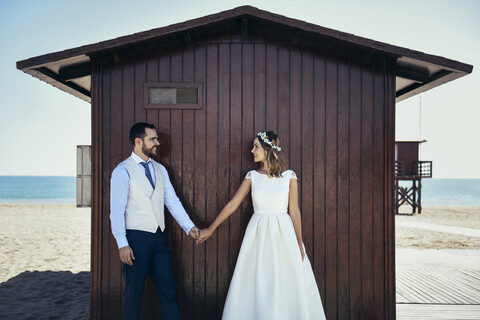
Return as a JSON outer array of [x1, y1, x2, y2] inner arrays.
[[0, 176, 479, 205], [400, 179, 480, 206], [0, 176, 76, 204]]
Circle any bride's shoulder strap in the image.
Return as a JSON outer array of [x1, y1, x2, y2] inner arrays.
[[245, 170, 253, 180]]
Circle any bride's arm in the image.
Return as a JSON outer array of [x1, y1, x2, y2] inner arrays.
[[196, 178, 251, 244], [289, 178, 305, 261]]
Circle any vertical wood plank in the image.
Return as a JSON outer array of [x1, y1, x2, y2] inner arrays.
[[242, 43, 254, 233], [122, 53, 135, 154], [337, 53, 350, 319], [361, 57, 375, 319], [289, 47, 302, 182], [386, 59, 396, 320], [146, 45, 160, 134], [278, 46, 290, 160], [90, 57, 103, 320], [373, 59, 386, 319], [108, 61, 124, 318], [228, 43, 242, 278], [349, 54, 363, 319], [325, 50, 338, 320], [169, 49, 184, 313], [157, 53, 171, 167], [313, 48, 326, 303], [301, 47, 314, 258], [193, 44, 207, 320], [99, 61, 112, 319], [265, 45, 278, 132], [134, 51, 146, 124], [181, 47, 195, 319], [216, 43, 230, 319], [205, 43, 219, 318], [254, 44, 266, 132]]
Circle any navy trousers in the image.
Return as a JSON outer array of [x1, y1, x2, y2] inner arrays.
[[122, 228, 181, 320]]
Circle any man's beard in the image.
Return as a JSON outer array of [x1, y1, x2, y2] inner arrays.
[[142, 144, 157, 158]]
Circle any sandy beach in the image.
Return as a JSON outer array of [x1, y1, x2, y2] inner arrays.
[[0, 204, 90, 319], [0, 204, 479, 319], [395, 205, 480, 249]]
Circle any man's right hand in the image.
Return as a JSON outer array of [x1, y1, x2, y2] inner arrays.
[[119, 246, 135, 266]]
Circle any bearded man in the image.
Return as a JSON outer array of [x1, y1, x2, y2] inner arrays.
[[110, 122, 199, 320]]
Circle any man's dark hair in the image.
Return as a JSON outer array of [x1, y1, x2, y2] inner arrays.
[[129, 122, 156, 145]]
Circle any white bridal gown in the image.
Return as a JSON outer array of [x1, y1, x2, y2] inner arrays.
[[222, 170, 326, 320]]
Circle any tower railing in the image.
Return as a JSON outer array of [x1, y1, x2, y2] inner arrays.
[[417, 161, 432, 178], [394, 160, 432, 178]]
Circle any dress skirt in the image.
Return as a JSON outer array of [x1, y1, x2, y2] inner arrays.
[[221, 212, 326, 320]]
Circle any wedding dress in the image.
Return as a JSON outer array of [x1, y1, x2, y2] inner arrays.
[[222, 170, 326, 320]]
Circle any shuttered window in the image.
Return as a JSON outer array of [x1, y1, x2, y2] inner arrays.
[[144, 83, 202, 109]]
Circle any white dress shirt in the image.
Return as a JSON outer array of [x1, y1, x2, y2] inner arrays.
[[110, 152, 195, 248]]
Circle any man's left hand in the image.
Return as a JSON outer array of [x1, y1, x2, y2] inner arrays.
[[189, 227, 200, 240]]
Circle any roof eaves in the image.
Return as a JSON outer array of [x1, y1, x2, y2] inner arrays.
[[17, 5, 473, 75], [16, 5, 473, 103]]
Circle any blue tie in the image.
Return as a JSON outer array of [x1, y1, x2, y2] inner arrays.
[[140, 162, 155, 188]]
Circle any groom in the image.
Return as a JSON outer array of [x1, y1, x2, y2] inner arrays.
[[110, 122, 200, 320]]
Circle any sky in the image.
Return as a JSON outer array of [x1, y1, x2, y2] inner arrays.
[[0, 0, 478, 178]]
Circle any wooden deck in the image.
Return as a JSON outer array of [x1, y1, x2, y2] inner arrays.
[[397, 267, 480, 304], [397, 304, 480, 319], [396, 249, 480, 319]]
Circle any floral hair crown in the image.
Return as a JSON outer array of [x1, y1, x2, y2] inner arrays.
[[257, 132, 282, 151]]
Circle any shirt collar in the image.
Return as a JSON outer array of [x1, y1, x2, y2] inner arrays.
[[131, 151, 151, 164]]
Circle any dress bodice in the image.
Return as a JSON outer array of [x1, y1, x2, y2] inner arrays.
[[246, 170, 297, 214]]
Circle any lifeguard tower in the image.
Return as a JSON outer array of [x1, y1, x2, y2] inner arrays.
[[395, 141, 432, 214]]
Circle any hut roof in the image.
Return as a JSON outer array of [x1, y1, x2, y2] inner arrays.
[[17, 5, 473, 103]]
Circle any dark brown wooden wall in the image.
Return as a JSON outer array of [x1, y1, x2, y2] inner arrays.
[[91, 39, 396, 319]]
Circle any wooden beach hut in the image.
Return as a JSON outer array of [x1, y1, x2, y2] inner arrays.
[[17, 6, 472, 319]]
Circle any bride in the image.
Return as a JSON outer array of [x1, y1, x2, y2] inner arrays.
[[196, 131, 326, 319]]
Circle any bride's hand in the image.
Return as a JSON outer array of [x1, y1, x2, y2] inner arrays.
[[196, 228, 214, 245], [299, 244, 305, 261]]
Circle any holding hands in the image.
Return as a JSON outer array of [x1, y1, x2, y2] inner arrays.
[[194, 177, 252, 245], [196, 228, 213, 245], [189, 226, 200, 239], [196, 228, 214, 245]]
